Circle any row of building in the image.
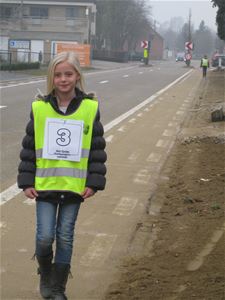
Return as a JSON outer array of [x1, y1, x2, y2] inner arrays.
[[0, 0, 164, 65]]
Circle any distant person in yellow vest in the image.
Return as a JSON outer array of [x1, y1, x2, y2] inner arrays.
[[200, 54, 210, 78], [17, 51, 107, 299], [143, 48, 149, 65]]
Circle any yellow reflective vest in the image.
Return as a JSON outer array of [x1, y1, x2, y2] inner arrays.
[[202, 58, 209, 67], [144, 48, 148, 58], [32, 98, 98, 194]]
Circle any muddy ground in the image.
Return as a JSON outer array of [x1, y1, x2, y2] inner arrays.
[[104, 70, 225, 300]]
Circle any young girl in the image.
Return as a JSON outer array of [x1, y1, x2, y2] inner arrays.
[[17, 51, 107, 299]]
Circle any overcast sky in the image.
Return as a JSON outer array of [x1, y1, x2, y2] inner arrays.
[[149, 0, 217, 31]]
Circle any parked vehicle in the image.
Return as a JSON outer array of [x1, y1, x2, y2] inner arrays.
[[128, 52, 143, 61], [211, 54, 225, 67], [176, 52, 185, 62]]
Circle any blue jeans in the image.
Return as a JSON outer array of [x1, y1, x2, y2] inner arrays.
[[36, 201, 81, 264]]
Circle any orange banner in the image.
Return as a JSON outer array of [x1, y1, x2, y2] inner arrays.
[[56, 43, 91, 67]]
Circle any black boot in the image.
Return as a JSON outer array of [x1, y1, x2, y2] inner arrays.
[[51, 263, 70, 300], [36, 252, 53, 299]]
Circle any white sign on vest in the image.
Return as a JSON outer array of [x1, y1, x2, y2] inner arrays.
[[42, 118, 84, 162]]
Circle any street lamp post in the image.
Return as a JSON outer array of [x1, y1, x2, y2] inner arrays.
[[85, 7, 91, 44], [20, 0, 24, 29]]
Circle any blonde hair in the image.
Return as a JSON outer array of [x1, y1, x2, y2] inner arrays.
[[47, 51, 85, 94]]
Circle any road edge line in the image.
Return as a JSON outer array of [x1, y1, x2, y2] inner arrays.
[[104, 69, 193, 132]]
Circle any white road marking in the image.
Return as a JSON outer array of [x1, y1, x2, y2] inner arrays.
[[0, 79, 45, 89], [80, 233, 117, 266], [0, 69, 193, 206], [176, 110, 185, 115], [147, 152, 161, 163], [137, 112, 143, 117], [117, 125, 126, 132], [187, 222, 225, 271], [156, 139, 170, 148], [0, 183, 20, 206], [113, 196, 138, 216], [134, 169, 151, 184], [99, 80, 109, 84], [163, 129, 174, 137], [123, 74, 129, 78], [0, 66, 139, 89], [0, 106, 7, 109], [139, 72, 143, 74], [23, 198, 35, 205], [18, 248, 28, 252], [104, 69, 193, 133], [105, 135, 114, 143], [169, 223, 225, 300], [128, 150, 141, 162], [144, 108, 149, 112], [128, 118, 136, 123], [168, 122, 178, 127], [0, 221, 6, 229]]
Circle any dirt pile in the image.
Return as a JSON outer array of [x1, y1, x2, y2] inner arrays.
[[104, 70, 225, 300]]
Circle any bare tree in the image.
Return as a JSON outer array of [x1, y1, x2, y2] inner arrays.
[[95, 0, 151, 51]]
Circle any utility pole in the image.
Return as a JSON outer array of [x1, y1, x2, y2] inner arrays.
[[188, 9, 192, 43], [20, 0, 24, 29]]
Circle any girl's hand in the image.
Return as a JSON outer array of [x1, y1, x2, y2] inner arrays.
[[81, 187, 95, 199], [24, 187, 38, 199]]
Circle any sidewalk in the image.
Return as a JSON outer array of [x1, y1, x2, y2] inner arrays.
[[104, 69, 225, 300]]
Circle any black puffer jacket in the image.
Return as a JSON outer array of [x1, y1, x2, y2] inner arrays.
[[17, 88, 107, 203]]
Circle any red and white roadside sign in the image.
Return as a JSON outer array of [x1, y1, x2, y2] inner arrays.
[[185, 41, 193, 51], [141, 40, 148, 49], [185, 53, 192, 60]]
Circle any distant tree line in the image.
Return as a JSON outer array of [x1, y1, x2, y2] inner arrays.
[[211, 0, 225, 41], [158, 17, 224, 57], [95, 0, 151, 52]]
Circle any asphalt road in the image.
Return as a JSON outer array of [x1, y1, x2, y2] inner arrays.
[[0, 59, 202, 299]]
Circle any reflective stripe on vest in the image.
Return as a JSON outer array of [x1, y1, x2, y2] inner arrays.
[[202, 58, 208, 67], [35, 148, 90, 159], [32, 98, 98, 194]]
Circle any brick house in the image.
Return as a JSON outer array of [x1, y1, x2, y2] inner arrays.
[[135, 28, 164, 60]]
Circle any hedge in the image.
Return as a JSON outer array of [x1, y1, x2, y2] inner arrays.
[[0, 62, 40, 71]]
